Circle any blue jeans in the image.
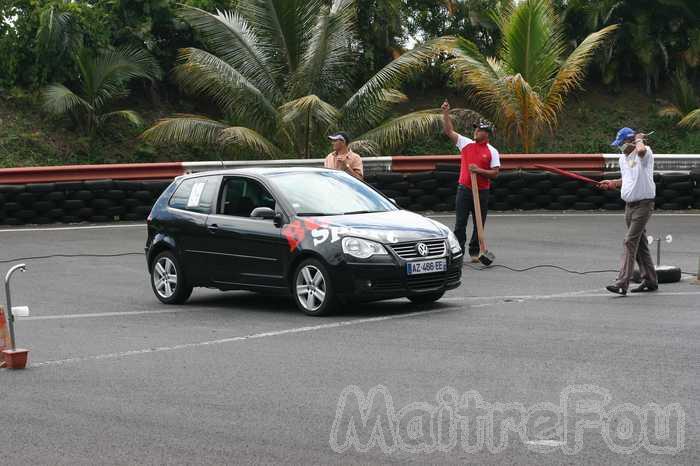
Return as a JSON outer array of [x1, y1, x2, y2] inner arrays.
[[454, 185, 490, 256]]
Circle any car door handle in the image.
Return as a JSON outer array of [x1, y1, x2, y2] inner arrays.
[[207, 224, 220, 233]]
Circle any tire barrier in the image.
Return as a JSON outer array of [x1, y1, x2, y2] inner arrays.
[[0, 180, 171, 226], [365, 169, 700, 212], [0, 166, 698, 226]]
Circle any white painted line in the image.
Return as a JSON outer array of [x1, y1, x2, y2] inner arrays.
[[0, 223, 145, 233], [19, 308, 202, 321], [31, 306, 461, 367]]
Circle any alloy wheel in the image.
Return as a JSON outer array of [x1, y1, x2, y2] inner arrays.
[[295, 265, 327, 312], [153, 256, 178, 299]]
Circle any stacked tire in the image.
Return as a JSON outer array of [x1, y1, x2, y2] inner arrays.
[[693, 168, 700, 209], [0, 179, 170, 226], [656, 173, 694, 210]]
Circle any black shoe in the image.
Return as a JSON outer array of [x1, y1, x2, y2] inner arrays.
[[606, 284, 627, 296], [631, 282, 658, 293]]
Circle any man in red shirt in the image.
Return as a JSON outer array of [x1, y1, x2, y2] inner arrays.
[[441, 100, 500, 261]]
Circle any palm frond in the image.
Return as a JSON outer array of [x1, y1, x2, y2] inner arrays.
[[42, 83, 92, 115], [36, 6, 78, 56], [292, 0, 355, 98], [544, 24, 618, 124], [658, 105, 683, 118], [356, 109, 446, 153], [279, 94, 340, 128], [174, 48, 279, 131], [218, 126, 282, 158], [500, 0, 565, 89], [178, 5, 284, 103], [679, 109, 700, 128], [347, 139, 380, 157], [142, 115, 228, 146], [340, 38, 443, 126], [238, 0, 322, 74], [98, 110, 144, 128]]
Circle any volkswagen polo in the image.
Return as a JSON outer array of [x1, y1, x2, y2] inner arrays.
[[145, 168, 463, 315]]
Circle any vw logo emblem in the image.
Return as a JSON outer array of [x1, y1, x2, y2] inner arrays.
[[416, 242, 429, 257]]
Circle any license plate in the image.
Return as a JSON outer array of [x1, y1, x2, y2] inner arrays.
[[406, 259, 446, 275]]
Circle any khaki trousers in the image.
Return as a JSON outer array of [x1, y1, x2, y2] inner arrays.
[[615, 199, 657, 289]]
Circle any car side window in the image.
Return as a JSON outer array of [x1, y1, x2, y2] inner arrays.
[[219, 177, 277, 217], [169, 177, 217, 214]]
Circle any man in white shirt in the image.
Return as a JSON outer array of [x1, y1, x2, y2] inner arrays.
[[600, 127, 658, 295]]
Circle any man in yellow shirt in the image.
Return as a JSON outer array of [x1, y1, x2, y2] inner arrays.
[[324, 132, 364, 180]]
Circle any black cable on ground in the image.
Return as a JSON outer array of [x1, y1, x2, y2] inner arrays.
[[463, 263, 619, 275], [0, 252, 144, 264]]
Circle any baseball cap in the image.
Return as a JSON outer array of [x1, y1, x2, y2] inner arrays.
[[328, 132, 350, 144], [611, 127, 636, 147], [472, 119, 494, 134]]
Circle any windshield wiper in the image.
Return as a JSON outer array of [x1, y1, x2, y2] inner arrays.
[[296, 212, 335, 217], [342, 210, 382, 215]]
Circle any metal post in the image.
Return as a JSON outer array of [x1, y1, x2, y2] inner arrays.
[[4, 264, 27, 351], [656, 238, 661, 265]]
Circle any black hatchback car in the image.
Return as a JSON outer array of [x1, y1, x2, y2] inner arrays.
[[146, 168, 463, 315]]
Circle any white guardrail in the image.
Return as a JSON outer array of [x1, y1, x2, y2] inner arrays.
[[604, 154, 700, 172], [183, 157, 393, 175]]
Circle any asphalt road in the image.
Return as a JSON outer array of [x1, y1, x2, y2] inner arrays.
[[1, 212, 699, 465]]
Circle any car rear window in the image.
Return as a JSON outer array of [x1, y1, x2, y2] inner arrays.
[[169, 177, 217, 214]]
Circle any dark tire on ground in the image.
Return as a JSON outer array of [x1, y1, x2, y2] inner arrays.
[[381, 189, 402, 198], [64, 199, 85, 210], [16, 209, 36, 220], [394, 196, 411, 207], [659, 202, 680, 210], [60, 216, 80, 223], [134, 206, 152, 218], [588, 195, 605, 206], [386, 181, 410, 192], [435, 163, 460, 172], [55, 181, 84, 191], [436, 187, 456, 197], [560, 180, 582, 192], [123, 213, 141, 221], [16, 192, 36, 205], [34, 201, 54, 212], [77, 208, 94, 218], [603, 203, 624, 210], [521, 188, 538, 198], [292, 258, 337, 316], [408, 203, 425, 212], [0, 185, 26, 194], [661, 173, 690, 183], [27, 183, 55, 193], [521, 202, 538, 210], [150, 250, 193, 305], [34, 216, 52, 224], [408, 291, 445, 305], [506, 194, 522, 206], [124, 198, 141, 208], [417, 194, 440, 206], [559, 195, 577, 206], [45, 191, 66, 202], [71, 190, 94, 201], [376, 173, 405, 184], [133, 190, 154, 202], [407, 188, 424, 197], [3, 218, 22, 225], [433, 203, 450, 212], [114, 180, 144, 191], [661, 189, 680, 200], [106, 206, 126, 217], [656, 265, 682, 284], [3, 202, 21, 212], [666, 181, 692, 192], [89, 215, 111, 222], [534, 195, 551, 207], [675, 196, 693, 208], [417, 179, 438, 190], [406, 172, 434, 183], [91, 199, 115, 209], [48, 208, 64, 218], [106, 189, 127, 200], [492, 202, 510, 211], [434, 171, 458, 182], [574, 202, 596, 210], [547, 203, 565, 210], [84, 180, 114, 191]]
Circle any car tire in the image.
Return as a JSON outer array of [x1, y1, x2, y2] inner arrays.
[[408, 291, 444, 304], [150, 251, 193, 304], [292, 258, 336, 316]]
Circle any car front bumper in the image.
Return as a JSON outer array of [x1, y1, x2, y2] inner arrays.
[[330, 253, 463, 301]]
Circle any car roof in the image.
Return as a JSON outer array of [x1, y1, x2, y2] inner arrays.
[[179, 166, 331, 180]]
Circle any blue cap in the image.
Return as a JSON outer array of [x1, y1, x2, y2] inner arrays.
[[611, 127, 636, 147]]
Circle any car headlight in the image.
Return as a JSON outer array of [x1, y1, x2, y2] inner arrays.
[[447, 231, 462, 254], [342, 237, 388, 259]]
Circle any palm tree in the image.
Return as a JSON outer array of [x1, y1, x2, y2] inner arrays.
[[659, 70, 698, 123], [42, 47, 162, 135], [442, 0, 617, 152], [142, 0, 454, 159]]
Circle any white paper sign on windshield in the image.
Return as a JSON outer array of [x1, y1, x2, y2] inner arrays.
[[187, 182, 206, 207]]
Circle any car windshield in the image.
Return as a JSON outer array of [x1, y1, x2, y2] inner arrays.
[[268, 171, 398, 216]]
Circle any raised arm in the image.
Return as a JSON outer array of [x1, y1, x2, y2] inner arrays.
[[441, 100, 459, 145]]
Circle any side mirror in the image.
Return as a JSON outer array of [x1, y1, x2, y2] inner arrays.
[[250, 207, 276, 219]]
